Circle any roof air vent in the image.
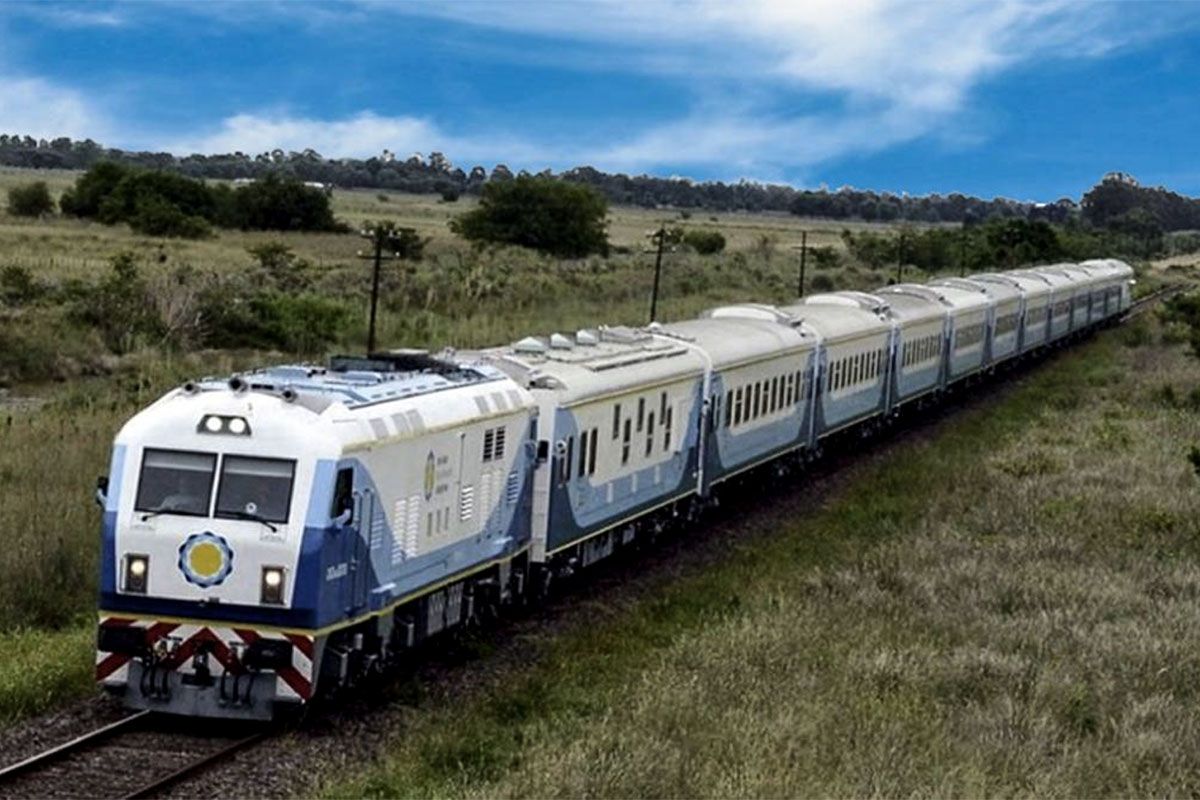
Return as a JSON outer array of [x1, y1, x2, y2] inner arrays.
[[513, 336, 548, 354], [549, 333, 574, 350], [576, 329, 599, 346]]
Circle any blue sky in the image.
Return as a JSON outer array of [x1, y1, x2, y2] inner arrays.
[[3, 1, 1200, 201]]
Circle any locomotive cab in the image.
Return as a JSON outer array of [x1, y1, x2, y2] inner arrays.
[[96, 380, 341, 719]]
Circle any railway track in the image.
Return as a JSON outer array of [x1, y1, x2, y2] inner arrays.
[[1129, 283, 1185, 315], [0, 710, 269, 800]]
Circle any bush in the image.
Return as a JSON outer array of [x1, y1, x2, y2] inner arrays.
[[682, 229, 726, 255], [809, 246, 841, 270], [128, 196, 211, 239], [230, 174, 342, 232], [6, 181, 54, 217], [199, 289, 349, 355], [60, 163, 342, 234], [809, 273, 835, 292], [450, 175, 608, 258], [246, 241, 312, 292], [59, 162, 127, 217], [70, 252, 164, 354], [1160, 292, 1200, 359], [0, 266, 43, 306]]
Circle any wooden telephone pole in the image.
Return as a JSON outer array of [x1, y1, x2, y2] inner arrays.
[[358, 222, 415, 354], [791, 231, 808, 297]]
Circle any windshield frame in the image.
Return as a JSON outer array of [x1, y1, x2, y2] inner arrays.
[[213, 455, 297, 525], [133, 447, 218, 519]]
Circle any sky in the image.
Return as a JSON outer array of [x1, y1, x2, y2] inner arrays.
[[2, 0, 1200, 202]]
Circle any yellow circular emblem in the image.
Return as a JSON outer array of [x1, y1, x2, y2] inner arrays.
[[188, 541, 224, 577]]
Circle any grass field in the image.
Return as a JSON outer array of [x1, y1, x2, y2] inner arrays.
[[2, 166, 1199, 796], [325, 310, 1200, 798]]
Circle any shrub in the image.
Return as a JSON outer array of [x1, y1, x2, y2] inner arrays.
[[450, 175, 608, 258], [1160, 292, 1200, 359], [128, 196, 212, 239], [60, 163, 343, 234], [809, 273, 835, 292], [810, 246, 841, 270], [70, 252, 164, 354], [247, 241, 311, 291], [199, 289, 349, 355], [6, 181, 54, 217], [682, 229, 726, 255], [231, 174, 342, 232], [60, 162, 131, 218], [0, 266, 43, 306]]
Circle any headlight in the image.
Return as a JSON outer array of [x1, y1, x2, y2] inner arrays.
[[261, 566, 285, 605], [197, 415, 252, 436], [124, 553, 148, 594]]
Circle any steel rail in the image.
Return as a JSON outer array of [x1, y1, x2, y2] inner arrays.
[[0, 710, 152, 782], [122, 729, 270, 800], [0, 710, 152, 786]]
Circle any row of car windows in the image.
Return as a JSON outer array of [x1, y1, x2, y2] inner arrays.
[[722, 369, 809, 430], [559, 391, 677, 484], [994, 312, 1020, 336], [901, 334, 942, 368], [955, 323, 986, 350], [828, 348, 885, 393]]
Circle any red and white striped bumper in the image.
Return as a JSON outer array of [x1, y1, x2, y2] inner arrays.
[[96, 616, 315, 702]]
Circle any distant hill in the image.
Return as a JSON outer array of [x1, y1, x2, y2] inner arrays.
[[2, 135, 1195, 230]]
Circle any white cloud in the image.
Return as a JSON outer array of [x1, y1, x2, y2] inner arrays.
[[168, 110, 556, 168], [370, 0, 1177, 175], [0, 74, 110, 141], [6, 0, 1192, 181]]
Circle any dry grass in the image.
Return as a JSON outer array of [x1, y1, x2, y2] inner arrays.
[[330, 313, 1200, 798]]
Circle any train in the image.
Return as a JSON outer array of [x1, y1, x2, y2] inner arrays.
[[93, 258, 1135, 719]]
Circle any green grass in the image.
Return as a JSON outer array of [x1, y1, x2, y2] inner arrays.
[[0, 624, 93, 724], [326, 317, 1200, 798]]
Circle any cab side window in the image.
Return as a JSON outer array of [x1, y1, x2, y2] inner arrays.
[[332, 467, 353, 521]]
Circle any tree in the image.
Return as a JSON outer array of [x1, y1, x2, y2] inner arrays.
[[682, 228, 726, 254], [231, 174, 341, 232], [7, 181, 54, 217], [449, 175, 608, 257]]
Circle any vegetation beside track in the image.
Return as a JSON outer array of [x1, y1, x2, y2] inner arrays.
[[328, 309, 1200, 798]]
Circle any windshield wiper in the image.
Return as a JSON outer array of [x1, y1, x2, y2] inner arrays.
[[140, 504, 187, 521], [228, 509, 279, 533]]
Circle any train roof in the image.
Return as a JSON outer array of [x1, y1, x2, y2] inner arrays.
[[935, 276, 1022, 304], [1079, 258, 1135, 280], [473, 326, 708, 405], [664, 313, 817, 369], [975, 271, 1053, 299], [192, 350, 515, 411], [868, 288, 945, 324], [776, 298, 891, 341], [876, 282, 990, 313], [1019, 264, 1084, 289]]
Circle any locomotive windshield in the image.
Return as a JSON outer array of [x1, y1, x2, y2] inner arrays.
[[214, 456, 296, 524], [134, 449, 216, 517]]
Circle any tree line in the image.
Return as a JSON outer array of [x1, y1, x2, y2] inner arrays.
[[6, 161, 342, 237], [7, 134, 1200, 230]]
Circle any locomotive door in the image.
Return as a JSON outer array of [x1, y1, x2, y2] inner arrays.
[[344, 489, 372, 615]]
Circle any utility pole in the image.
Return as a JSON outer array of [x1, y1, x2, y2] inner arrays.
[[357, 222, 411, 354], [895, 231, 905, 284], [790, 231, 808, 297], [647, 225, 667, 324], [959, 228, 968, 277]]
